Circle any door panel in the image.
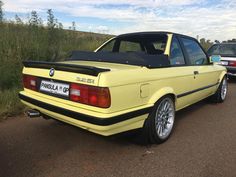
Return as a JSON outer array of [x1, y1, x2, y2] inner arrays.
[[179, 36, 217, 102]]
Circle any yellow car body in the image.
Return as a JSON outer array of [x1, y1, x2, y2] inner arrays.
[[19, 32, 226, 136]]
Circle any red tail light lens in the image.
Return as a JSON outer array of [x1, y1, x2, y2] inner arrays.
[[23, 74, 37, 91], [70, 83, 111, 108], [229, 61, 236, 67]]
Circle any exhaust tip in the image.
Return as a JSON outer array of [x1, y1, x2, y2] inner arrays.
[[26, 109, 41, 118]]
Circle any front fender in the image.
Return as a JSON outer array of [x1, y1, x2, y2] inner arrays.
[[148, 87, 176, 105], [219, 70, 227, 82]]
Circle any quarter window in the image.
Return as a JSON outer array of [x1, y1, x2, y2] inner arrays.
[[169, 37, 185, 66], [99, 39, 115, 52], [181, 38, 208, 65]]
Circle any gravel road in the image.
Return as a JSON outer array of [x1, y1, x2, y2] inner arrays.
[[0, 82, 236, 177]]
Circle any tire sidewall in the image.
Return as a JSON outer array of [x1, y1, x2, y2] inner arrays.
[[219, 76, 228, 102], [148, 96, 175, 143]]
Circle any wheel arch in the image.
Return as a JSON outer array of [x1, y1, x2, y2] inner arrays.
[[148, 87, 177, 106], [219, 70, 227, 83]]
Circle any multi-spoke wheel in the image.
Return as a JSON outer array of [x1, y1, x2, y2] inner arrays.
[[140, 96, 175, 144], [154, 97, 175, 140], [220, 78, 227, 100], [211, 76, 228, 103]]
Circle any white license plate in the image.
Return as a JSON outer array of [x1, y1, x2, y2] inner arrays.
[[40, 80, 70, 97], [219, 61, 228, 66]]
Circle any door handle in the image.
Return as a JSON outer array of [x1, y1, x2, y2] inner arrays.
[[194, 71, 199, 75]]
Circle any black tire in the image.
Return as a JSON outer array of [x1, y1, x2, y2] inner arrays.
[[211, 76, 228, 103], [138, 96, 175, 144]]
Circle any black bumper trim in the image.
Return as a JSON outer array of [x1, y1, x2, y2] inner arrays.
[[19, 93, 152, 126]]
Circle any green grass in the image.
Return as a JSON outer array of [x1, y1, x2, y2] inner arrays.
[[0, 22, 112, 119], [0, 88, 25, 119]]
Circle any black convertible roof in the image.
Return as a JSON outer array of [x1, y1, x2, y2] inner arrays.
[[68, 31, 194, 68], [116, 31, 195, 39]]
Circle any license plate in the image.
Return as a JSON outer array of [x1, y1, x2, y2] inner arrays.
[[40, 80, 70, 97], [219, 61, 228, 66]]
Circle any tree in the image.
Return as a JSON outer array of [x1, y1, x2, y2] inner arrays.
[[58, 22, 63, 29], [38, 17, 43, 26], [0, 0, 4, 23], [72, 21, 76, 31], [15, 14, 23, 24], [29, 11, 39, 26], [200, 38, 213, 50], [47, 9, 56, 29], [227, 39, 236, 43]]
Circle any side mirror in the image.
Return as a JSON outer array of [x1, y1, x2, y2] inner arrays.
[[210, 55, 221, 63]]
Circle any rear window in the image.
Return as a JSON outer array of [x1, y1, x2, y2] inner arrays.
[[97, 34, 168, 55], [119, 41, 142, 52], [69, 34, 170, 68], [207, 44, 236, 57]]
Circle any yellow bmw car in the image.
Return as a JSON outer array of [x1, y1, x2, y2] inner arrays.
[[19, 32, 227, 144]]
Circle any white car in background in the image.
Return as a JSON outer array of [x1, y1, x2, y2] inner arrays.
[[207, 43, 236, 79]]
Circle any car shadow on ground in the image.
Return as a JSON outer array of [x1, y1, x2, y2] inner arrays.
[[43, 98, 208, 146]]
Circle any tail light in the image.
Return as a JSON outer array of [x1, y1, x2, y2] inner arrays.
[[70, 83, 111, 108], [229, 61, 236, 67], [23, 74, 37, 91]]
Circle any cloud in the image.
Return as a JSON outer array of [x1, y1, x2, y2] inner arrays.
[[4, 0, 203, 11], [2, 0, 236, 41]]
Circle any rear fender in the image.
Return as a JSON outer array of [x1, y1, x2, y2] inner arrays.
[[148, 87, 176, 105]]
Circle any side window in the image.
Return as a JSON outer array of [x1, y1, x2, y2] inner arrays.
[[181, 38, 208, 65], [169, 37, 185, 66], [119, 41, 142, 52]]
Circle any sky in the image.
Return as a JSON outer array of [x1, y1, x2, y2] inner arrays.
[[2, 0, 236, 41]]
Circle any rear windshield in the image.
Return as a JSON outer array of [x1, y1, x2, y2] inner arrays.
[[97, 34, 168, 55], [207, 44, 236, 57], [69, 34, 170, 68]]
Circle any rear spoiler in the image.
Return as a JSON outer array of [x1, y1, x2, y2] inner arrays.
[[22, 61, 110, 76]]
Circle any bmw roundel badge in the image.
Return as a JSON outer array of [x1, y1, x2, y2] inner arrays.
[[49, 68, 55, 77]]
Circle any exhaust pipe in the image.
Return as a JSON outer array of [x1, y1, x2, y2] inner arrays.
[[26, 109, 41, 118]]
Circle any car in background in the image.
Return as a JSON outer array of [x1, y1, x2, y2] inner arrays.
[[207, 43, 236, 79]]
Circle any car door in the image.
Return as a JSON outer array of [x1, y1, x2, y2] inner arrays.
[[168, 36, 197, 110], [179, 36, 219, 102]]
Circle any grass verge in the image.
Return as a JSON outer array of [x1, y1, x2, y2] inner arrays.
[[0, 88, 25, 120]]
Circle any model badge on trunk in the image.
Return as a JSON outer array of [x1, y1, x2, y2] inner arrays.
[[76, 76, 95, 84]]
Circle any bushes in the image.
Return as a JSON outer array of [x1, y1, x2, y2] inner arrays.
[[0, 22, 111, 118]]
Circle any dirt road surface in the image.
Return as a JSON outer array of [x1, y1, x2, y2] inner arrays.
[[0, 83, 236, 177]]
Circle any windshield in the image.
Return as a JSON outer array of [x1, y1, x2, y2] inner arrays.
[[97, 34, 168, 55], [207, 44, 236, 57]]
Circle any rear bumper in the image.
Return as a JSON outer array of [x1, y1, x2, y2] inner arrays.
[[19, 92, 151, 136]]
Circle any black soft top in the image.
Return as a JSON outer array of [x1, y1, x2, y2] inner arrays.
[[69, 51, 169, 68], [68, 32, 172, 68]]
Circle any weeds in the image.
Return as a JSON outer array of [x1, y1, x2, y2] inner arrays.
[[0, 22, 111, 118]]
